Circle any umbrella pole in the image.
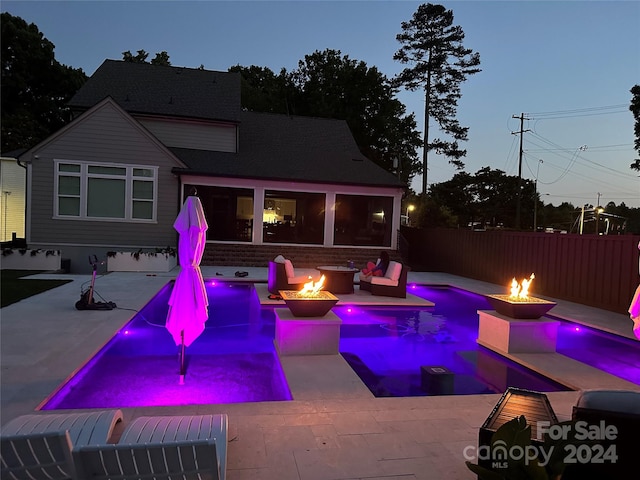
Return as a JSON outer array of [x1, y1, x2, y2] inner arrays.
[[179, 330, 186, 385]]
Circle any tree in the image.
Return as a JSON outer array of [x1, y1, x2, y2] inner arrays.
[[151, 51, 171, 66], [292, 49, 422, 182], [429, 167, 534, 229], [228, 65, 293, 114], [393, 3, 481, 195], [630, 84, 640, 171], [122, 50, 171, 66], [1, 13, 87, 152], [232, 49, 422, 184]]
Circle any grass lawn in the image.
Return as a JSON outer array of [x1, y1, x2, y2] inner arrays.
[[1, 270, 73, 308]]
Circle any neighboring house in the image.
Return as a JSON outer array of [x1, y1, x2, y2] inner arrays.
[[19, 60, 406, 273], [0, 152, 26, 242]]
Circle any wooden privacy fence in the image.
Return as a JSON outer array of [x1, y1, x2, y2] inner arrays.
[[402, 227, 640, 315]]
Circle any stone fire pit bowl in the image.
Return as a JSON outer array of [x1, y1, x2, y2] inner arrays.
[[486, 294, 557, 319], [280, 290, 339, 317]]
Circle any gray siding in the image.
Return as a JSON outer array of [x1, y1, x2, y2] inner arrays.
[[29, 101, 181, 249], [139, 118, 237, 152]]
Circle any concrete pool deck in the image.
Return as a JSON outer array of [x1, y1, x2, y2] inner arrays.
[[1, 267, 638, 480]]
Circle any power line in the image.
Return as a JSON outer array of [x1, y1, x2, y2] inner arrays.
[[526, 104, 627, 119], [526, 132, 636, 180], [526, 143, 633, 153]]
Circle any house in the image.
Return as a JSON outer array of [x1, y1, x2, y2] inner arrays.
[[0, 151, 26, 242], [18, 60, 406, 273]]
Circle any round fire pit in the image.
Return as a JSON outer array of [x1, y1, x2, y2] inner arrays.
[[280, 290, 339, 317], [487, 294, 556, 319]]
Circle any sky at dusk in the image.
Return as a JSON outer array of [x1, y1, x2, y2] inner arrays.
[[3, 0, 639, 207]]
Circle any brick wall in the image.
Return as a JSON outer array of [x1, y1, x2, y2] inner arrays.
[[202, 244, 402, 269]]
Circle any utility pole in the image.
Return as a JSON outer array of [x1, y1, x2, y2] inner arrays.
[[512, 113, 530, 230]]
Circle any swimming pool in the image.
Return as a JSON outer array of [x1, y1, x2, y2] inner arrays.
[[40, 282, 638, 410]]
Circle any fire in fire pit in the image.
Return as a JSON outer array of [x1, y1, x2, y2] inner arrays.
[[280, 275, 339, 317], [487, 273, 556, 319]]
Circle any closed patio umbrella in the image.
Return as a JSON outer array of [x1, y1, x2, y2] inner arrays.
[[166, 194, 209, 384]]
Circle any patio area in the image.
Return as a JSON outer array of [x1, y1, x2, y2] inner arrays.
[[1, 267, 638, 480]]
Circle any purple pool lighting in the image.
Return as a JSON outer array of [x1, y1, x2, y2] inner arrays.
[[41, 283, 292, 410], [39, 283, 639, 410]]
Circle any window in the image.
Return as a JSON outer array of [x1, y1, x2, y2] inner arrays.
[[55, 161, 157, 221], [263, 190, 325, 244], [186, 184, 254, 242], [334, 194, 393, 246]]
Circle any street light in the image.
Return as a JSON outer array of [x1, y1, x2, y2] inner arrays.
[[534, 159, 543, 232], [406, 204, 415, 226], [595, 206, 604, 235]]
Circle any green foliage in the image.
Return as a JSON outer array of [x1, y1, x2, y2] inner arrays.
[[122, 50, 171, 66], [106, 247, 176, 260], [393, 3, 481, 194], [1, 13, 87, 152], [230, 50, 422, 185], [423, 168, 640, 232], [429, 167, 533, 229], [229, 64, 293, 114], [466, 415, 571, 480]]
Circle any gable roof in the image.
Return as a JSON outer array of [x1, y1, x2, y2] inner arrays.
[[68, 60, 241, 122], [171, 111, 405, 188], [19, 97, 186, 169]]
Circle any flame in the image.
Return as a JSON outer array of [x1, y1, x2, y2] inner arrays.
[[509, 273, 535, 299], [299, 275, 326, 296]]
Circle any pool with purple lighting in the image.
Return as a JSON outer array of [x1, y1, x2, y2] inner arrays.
[[40, 282, 639, 410]]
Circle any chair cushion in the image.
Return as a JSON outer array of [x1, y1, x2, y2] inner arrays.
[[284, 259, 295, 278], [386, 262, 402, 281], [575, 389, 640, 415], [370, 276, 399, 286], [274, 255, 286, 263], [288, 275, 310, 285]]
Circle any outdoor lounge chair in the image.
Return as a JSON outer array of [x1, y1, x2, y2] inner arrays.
[[74, 439, 221, 480], [267, 258, 311, 294], [562, 389, 640, 479], [0, 410, 124, 447], [116, 414, 228, 480], [359, 261, 409, 298], [1, 431, 75, 480]]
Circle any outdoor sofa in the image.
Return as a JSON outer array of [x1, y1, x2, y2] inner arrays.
[[359, 261, 409, 298], [1, 410, 124, 480], [1, 411, 228, 480]]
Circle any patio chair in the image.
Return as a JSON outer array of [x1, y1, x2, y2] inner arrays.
[[359, 261, 409, 298], [1, 410, 123, 480], [0, 410, 124, 447], [116, 414, 228, 480], [267, 258, 311, 294], [562, 389, 640, 479], [73, 439, 221, 480], [1, 431, 75, 480]]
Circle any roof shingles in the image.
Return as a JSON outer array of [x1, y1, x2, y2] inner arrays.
[[69, 60, 241, 122], [70, 60, 403, 188]]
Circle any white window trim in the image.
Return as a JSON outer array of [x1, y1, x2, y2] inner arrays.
[[54, 159, 158, 223]]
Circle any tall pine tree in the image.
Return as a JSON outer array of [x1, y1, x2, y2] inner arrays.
[[393, 3, 481, 195]]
